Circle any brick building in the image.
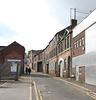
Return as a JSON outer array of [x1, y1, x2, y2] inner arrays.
[[72, 8, 96, 85], [0, 41, 25, 75], [28, 50, 42, 69], [33, 51, 43, 72], [29, 19, 77, 78]]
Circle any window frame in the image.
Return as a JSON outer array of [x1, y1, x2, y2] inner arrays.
[[65, 39, 66, 50], [82, 37, 84, 46], [79, 39, 81, 47], [67, 36, 69, 48]]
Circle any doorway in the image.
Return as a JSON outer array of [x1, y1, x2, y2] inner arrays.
[[68, 56, 71, 77], [60, 61, 63, 77]]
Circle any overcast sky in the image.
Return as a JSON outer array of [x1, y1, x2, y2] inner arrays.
[[0, 0, 96, 52]]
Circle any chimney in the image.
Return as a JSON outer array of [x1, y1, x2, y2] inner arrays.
[[71, 19, 77, 29]]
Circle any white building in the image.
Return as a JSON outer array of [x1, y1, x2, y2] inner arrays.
[[72, 8, 96, 85]]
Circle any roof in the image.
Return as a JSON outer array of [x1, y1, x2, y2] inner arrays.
[[0, 41, 25, 57], [31, 50, 43, 53]]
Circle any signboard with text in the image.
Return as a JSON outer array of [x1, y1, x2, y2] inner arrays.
[[11, 63, 17, 72]]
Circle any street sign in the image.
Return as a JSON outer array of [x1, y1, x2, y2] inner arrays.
[[7, 59, 21, 62]]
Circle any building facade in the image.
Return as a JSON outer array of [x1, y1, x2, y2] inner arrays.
[[72, 8, 96, 85], [0, 41, 25, 75], [30, 19, 77, 78]]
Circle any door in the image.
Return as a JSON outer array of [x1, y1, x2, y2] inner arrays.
[[47, 64, 49, 74], [55, 62, 57, 76], [68, 57, 71, 77], [60, 61, 63, 77]]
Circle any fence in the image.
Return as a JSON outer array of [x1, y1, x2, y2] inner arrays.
[[0, 63, 21, 81]]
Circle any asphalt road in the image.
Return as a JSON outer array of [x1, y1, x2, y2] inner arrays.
[[31, 71, 95, 100], [0, 71, 95, 100]]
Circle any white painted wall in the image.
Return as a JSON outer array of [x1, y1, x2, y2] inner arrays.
[[72, 9, 96, 86], [85, 23, 96, 53], [72, 51, 96, 85], [85, 65, 96, 86], [73, 9, 96, 38], [72, 51, 96, 68]]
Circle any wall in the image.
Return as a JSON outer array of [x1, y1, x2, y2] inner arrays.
[[85, 23, 96, 53], [5, 50, 23, 66], [72, 51, 96, 68], [72, 51, 96, 84], [73, 9, 96, 38], [85, 65, 96, 85], [72, 31, 85, 58], [79, 66, 85, 82]]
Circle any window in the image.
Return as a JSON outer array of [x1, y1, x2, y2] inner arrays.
[[61, 42, 63, 52], [64, 59, 66, 70], [79, 67, 82, 74], [44, 57, 45, 64], [67, 36, 69, 48], [53, 62, 54, 69], [56, 47, 57, 55], [49, 52, 50, 58], [52, 50, 53, 57], [79, 39, 81, 47], [82, 37, 84, 45], [51, 63, 52, 70], [34, 63, 36, 68], [59, 44, 60, 53], [39, 55, 40, 60], [74, 42, 76, 49], [54, 48, 55, 56], [65, 39, 66, 50], [76, 41, 78, 48]]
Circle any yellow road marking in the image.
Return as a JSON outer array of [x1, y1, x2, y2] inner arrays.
[[37, 85, 43, 100], [32, 78, 43, 100], [54, 77, 96, 99], [33, 80, 39, 100]]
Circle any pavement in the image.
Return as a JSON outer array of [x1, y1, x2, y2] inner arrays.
[[64, 78, 96, 93], [0, 75, 31, 100]]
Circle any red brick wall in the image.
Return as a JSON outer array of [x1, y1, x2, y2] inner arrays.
[[72, 66, 85, 82], [0, 41, 25, 64], [79, 66, 85, 82], [72, 31, 85, 58], [72, 67, 76, 78], [5, 50, 23, 66]]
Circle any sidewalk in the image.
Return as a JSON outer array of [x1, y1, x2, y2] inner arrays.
[[0, 75, 31, 100], [54, 76, 96, 98], [64, 78, 96, 93]]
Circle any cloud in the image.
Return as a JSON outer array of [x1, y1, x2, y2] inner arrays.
[[0, 0, 62, 52]]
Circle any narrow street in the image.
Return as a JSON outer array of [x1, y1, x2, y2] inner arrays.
[[0, 71, 96, 100], [31, 71, 95, 100]]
